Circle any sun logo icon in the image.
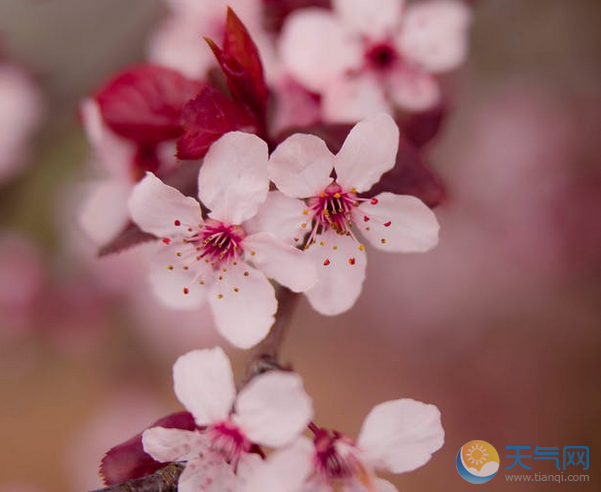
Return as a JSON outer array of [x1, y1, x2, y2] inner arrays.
[[456, 440, 500, 484]]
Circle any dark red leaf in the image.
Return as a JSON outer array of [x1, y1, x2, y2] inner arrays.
[[100, 411, 197, 486], [96, 64, 206, 145], [397, 103, 448, 149], [223, 8, 269, 116], [177, 87, 258, 160]]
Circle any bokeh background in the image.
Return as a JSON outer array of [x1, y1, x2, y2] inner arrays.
[[1, 0, 600, 491]]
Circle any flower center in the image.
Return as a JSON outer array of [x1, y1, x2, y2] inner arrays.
[[207, 420, 251, 465], [314, 430, 361, 480], [365, 42, 399, 71], [185, 219, 246, 269], [307, 182, 359, 238]]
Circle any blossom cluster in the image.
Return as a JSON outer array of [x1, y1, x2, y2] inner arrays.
[[100, 348, 444, 492], [76, 1, 473, 491]]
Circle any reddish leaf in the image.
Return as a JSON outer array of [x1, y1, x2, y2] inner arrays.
[[177, 87, 258, 160], [96, 64, 206, 145], [100, 411, 197, 486], [397, 103, 447, 149], [204, 9, 268, 123]]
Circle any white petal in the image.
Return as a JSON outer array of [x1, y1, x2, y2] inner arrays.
[[178, 455, 238, 492], [235, 372, 313, 448], [244, 191, 307, 245], [242, 437, 315, 492], [322, 76, 392, 124], [388, 67, 441, 112], [199, 132, 269, 224], [78, 180, 132, 246], [244, 233, 318, 293], [397, 0, 471, 73], [80, 98, 133, 179], [304, 231, 367, 316], [358, 192, 439, 252], [268, 133, 335, 199], [335, 114, 399, 193], [333, 0, 404, 38], [280, 9, 362, 93], [208, 263, 277, 349], [173, 348, 236, 426], [142, 427, 209, 463], [129, 172, 202, 238], [149, 243, 211, 310], [357, 399, 444, 474]]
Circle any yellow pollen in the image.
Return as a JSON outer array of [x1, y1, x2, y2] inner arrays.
[[320, 192, 326, 197], [217, 294, 223, 299], [365, 226, 371, 231], [176, 252, 182, 257], [233, 288, 239, 293], [167, 265, 173, 270], [222, 268, 227, 272], [303, 209, 309, 215], [183, 266, 189, 270], [333, 246, 338, 250], [320, 241, 325, 246], [334, 192, 341, 198], [381, 238, 386, 244], [250, 250, 256, 256], [199, 280, 204, 285], [218, 275, 223, 280], [358, 244, 365, 251], [301, 223, 307, 228], [244, 271, 250, 277]]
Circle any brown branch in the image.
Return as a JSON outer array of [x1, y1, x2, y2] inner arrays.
[[241, 287, 300, 385], [90, 464, 183, 492]]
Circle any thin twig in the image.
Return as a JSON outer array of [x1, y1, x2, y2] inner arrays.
[[241, 287, 300, 386]]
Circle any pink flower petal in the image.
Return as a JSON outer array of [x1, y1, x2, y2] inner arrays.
[[388, 68, 440, 112], [178, 455, 238, 492], [242, 437, 314, 492], [208, 263, 277, 348], [397, 0, 471, 73], [148, 15, 216, 79], [78, 180, 132, 246], [335, 114, 399, 193], [128, 172, 202, 238], [280, 9, 362, 93], [173, 348, 236, 426], [358, 192, 439, 252], [235, 372, 313, 447], [356, 398, 444, 474], [142, 427, 208, 463], [244, 191, 307, 245], [148, 244, 211, 310], [243, 233, 318, 292], [322, 75, 391, 124], [198, 132, 269, 224], [304, 231, 367, 315], [269, 133, 335, 198], [333, 0, 404, 38]]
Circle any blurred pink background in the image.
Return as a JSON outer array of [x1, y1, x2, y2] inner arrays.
[[0, 1, 600, 491]]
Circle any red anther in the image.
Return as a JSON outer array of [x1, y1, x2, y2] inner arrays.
[[370, 198, 378, 205], [174, 220, 181, 226], [383, 221, 391, 227], [348, 257, 356, 265], [323, 258, 331, 266], [162, 238, 171, 244], [363, 215, 370, 222]]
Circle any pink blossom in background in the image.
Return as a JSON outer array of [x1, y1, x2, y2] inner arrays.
[[0, 63, 43, 184], [280, 0, 471, 122], [244, 399, 444, 492], [64, 388, 169, 492], [128, 132, 317, 348], [149, 0, 265, 79], [266, 113, 439, 315], [0, 232, 46, 341], [142, 348, 313, 492]]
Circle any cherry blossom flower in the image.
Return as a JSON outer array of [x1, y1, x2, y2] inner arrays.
[[265, 113, 439, 315], [243, 398, 444, 492], [0, 63, 43, 185], [142, 348, 313, 492], [128, 131, 318, 348], [280, 0, 472, 122]]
